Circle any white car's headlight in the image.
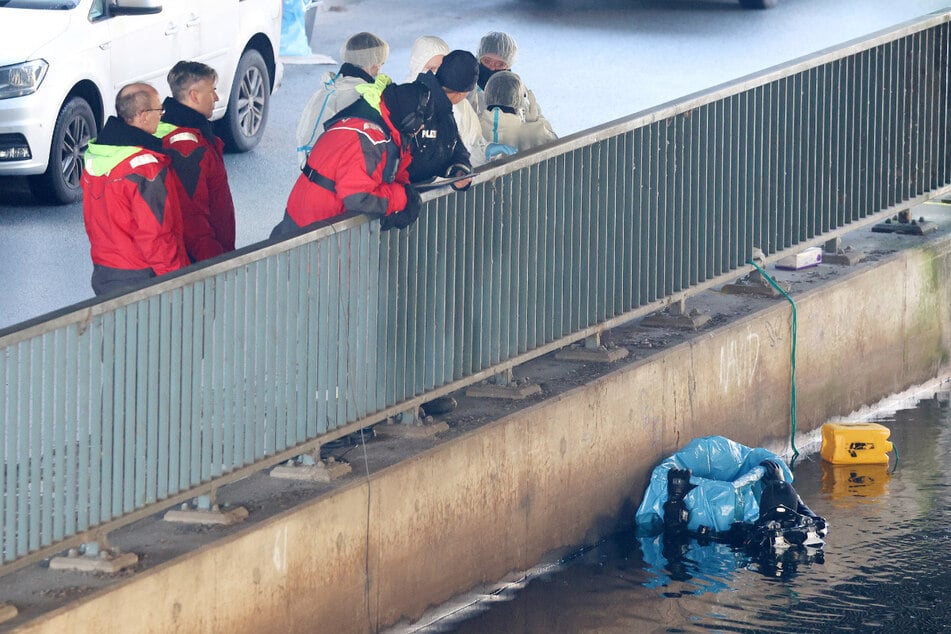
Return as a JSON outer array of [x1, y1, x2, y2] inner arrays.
[[0, 60, 49, 100]]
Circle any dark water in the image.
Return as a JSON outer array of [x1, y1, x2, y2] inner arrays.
[[425, 391, 951, 633]]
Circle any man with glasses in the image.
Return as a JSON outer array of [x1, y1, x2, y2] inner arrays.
[[272, 80, 433, 238], [81, 83, 189, 296], [158, 60, 236, 263]]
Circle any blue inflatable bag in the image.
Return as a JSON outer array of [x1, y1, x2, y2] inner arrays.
[[635, 436, 791, 534]]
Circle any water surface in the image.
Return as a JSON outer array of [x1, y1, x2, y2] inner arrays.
[[428, 392, 951, 633]]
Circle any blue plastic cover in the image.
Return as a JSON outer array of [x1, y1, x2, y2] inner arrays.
[[281, 0, 312, 57], [635, 436, 792, 534]]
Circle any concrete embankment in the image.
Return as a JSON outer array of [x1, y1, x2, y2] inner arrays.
[[13, 207, 951, 633]]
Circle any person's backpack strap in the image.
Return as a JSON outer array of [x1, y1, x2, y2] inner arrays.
[[296, 72, 340, 156], [301, 164, 337, 193]]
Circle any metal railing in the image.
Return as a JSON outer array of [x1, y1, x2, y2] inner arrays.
[[1, 12, 950, 572]]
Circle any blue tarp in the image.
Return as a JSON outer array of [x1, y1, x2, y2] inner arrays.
[[635, 436, 792, 533]]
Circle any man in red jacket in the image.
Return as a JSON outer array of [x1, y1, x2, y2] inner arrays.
[[81, 83, 190, 296], [271, 79, 432, 238], [158, 60, 236, 262]]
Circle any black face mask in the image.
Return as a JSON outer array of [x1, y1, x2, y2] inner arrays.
[[478, 64, 499, 91], [396, 85, 432, 137]]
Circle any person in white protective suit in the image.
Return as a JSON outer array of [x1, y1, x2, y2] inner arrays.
[[469, 31, 543, 125], [294, 32, 390, 168], [406, 35, 488, 168], [479, 71, 556, 160]]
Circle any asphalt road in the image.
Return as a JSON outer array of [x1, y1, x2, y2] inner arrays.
[[1, 0, 947, 330]]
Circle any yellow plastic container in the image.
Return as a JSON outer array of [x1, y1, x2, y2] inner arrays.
[[821, 422, 893, 464]]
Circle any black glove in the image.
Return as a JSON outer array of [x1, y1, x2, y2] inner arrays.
[[446, 163, 473, 191], [380, 185, 422, 231], [759, 459, 784, 482]]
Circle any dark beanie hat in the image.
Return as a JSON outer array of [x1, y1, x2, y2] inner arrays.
[[382, 81, 432, 136], [435, 50, 478, 93]]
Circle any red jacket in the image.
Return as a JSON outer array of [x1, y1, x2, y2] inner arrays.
[[285, 99, 411, 227], [82, 117, 190, 276], [158, 101, 236, 262]]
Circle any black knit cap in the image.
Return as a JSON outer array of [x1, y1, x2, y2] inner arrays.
[[435, 50, 478, 93], [382, 81, 432, 136]]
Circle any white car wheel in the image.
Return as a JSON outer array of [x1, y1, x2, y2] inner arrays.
[[29, 97, 96, 204], [217, 49, 270, 152]]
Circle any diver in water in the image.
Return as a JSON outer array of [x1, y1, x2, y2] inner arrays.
[[757, 460, 826, 529], [663, 468, 694, 536], [748, 460, 827, 552], [657, 460, 828, 550]]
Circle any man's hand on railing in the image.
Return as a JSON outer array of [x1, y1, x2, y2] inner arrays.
[[447, 163, 473, 192], [380, 184, 422, 231]]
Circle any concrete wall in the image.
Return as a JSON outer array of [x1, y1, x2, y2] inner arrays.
[[17, 236, 951, 633]]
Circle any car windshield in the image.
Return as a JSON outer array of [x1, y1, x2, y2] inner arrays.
[[0, 0, 80, 8]]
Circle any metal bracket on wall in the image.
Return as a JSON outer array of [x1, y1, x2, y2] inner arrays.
[[48, 537, 138, 574], [556, 332, 631, 361], [872, 209, 937, 236], [375, 406, 450, 439], [821, 237, 865, 266], [721, 267, 788, 298], [270, 451, 353, 482], [163, 493, 249, 526], [640, 297, 711, 331], [466, 368, 542, 401]]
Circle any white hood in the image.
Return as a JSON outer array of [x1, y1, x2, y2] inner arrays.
[[0, 8, 72, 66]]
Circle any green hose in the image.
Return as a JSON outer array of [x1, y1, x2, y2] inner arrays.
[[746, 259, 800, 462]]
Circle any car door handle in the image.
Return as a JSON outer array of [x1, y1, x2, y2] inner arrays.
[[165, 23, 179, 36], [186, 15, 200, 28], [99, 41, 111, 51]]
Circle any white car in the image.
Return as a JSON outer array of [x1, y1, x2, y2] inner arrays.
[[0, 0, 283, 204]]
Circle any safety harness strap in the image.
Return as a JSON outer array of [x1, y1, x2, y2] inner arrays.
[[302, 164, 337, 193]]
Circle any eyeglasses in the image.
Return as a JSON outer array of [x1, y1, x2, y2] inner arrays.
[[143, 108, 165, 115], [480, 56, 509, 72]]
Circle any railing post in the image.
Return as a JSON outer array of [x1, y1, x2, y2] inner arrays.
[[641, 297, 711, 331], [466, 368, 542, 400], [270, 450, 353, 482], [163, 491, 249, 526], [556, 333, 630, 361], [47, 534, 138, 574], [821, 237, 865, 266]]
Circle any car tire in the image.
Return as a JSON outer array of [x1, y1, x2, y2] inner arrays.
[[217, 48, 270, 152], [738, 0, 778, 8], [28, 97, 96, 204]]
